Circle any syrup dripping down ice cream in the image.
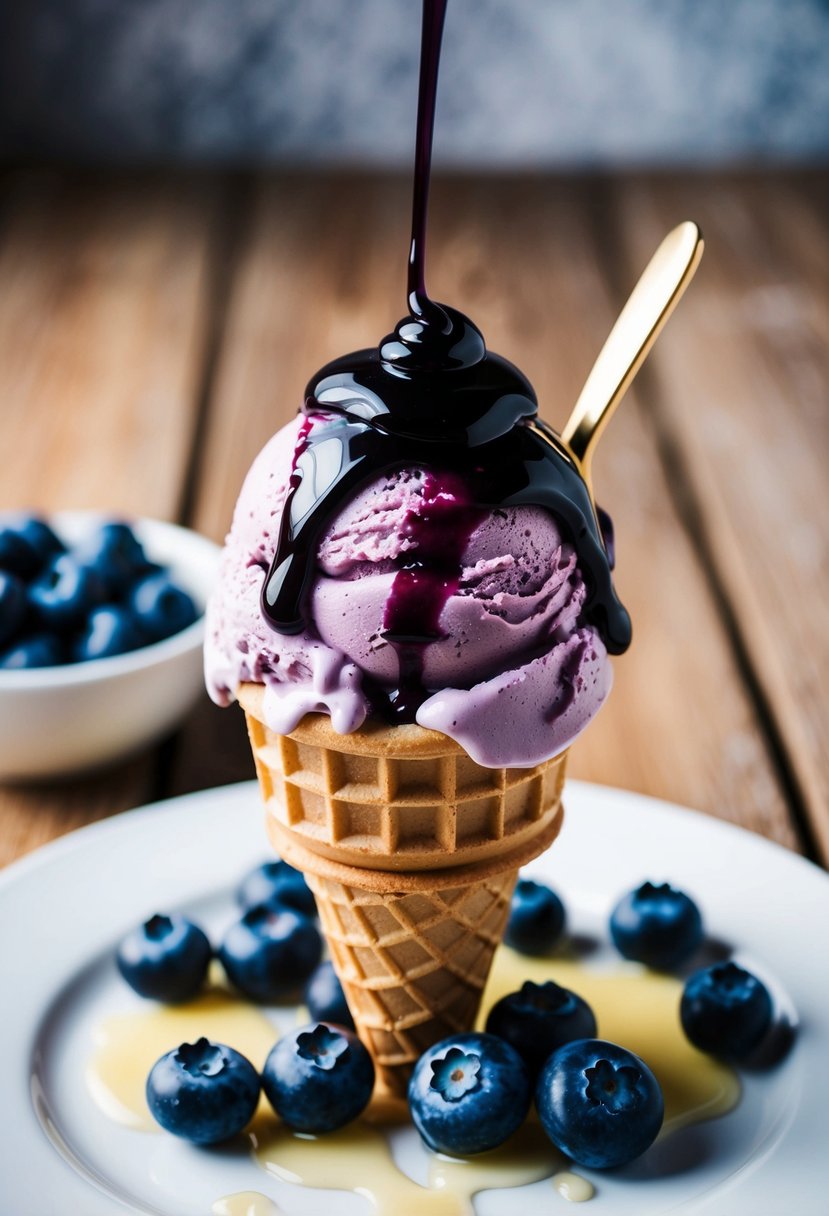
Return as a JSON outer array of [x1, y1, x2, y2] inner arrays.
[[205, 408, 626, 767]]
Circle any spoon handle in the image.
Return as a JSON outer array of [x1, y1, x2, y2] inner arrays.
[[562, 221, 704, 492]]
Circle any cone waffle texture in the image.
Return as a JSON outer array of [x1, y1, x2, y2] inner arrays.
[[305, 865, 517, 1096], [237, 682, 568, 1093], [238, 683, 567, 872]]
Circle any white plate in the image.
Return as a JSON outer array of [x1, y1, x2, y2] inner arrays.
[[2, 781, 828, 1214]]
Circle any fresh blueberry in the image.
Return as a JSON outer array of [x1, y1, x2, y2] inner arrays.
[[408, 1031, 531, 1156], [14, 518, 65, 570], [0, 571, 27, 646], [237, 859, 316, 918], [0, 527, 41, 579], [0, 632, 65, 669], [128, 573, 197, 643], [116, 912, 212, 1002], [304, 961, 354, 1031], [74, 605, 147, 662], [536, 1038, 664, 1169], [27, 554, 107, 632], [485, 980, 597, 1077], [262, 1022, 374, 1132], [504, 878, 567, 956], [146, 1037, 260, 1143], [219, 904, 322, 1002], [75, 522, 152, 597], [680, 962, 773, 1059], [610, 881, 703, 969]]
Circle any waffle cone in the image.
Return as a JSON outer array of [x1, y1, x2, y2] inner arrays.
[[238, 682, 567, 1094]]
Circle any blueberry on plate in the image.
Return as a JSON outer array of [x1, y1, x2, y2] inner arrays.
[[262, 1022, 374, 1132], [0, 571, 27, 647], [304, 961, 354, 1030], [116, 912, 212, 1002], [0, 632, 65, 669], [28, 554, 107, 632], [74, 605, 147, 662], [610, 880, 703, 970], [536, 1038, 664, 1169], [486, 980, 597, 1077], [75, 521, 152, 597], [129, 573, 197, 643], [237, 859, 316, 918], [219, 904, 322, 1002], [680, 961, 773, 1059], [146, 1037, 260, 1144], [408, 1031, 531, 1156], [504, 878, 566, 956]]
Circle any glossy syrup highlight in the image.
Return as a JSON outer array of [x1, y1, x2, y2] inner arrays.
[[261, 0, 631, 720]]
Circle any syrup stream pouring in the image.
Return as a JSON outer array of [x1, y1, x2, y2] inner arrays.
[[561, 220, 704, 499]]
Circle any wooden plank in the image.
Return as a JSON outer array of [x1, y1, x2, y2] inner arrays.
[[179, 171, 797, 850], [189, 172, 411, 544], [0, 169, 218, 517], [613, 173, 829, 862], [0, 170, 221, 865]]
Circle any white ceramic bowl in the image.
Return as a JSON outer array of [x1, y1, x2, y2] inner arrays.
[[0, 512, 221, 780]]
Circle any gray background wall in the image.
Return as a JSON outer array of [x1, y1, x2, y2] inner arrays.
[[3, 0, 829, 166]]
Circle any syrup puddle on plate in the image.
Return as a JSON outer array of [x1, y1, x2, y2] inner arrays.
[[254, 1120, 563, 1215], [552, 1171, 595, 1203], [212, 1193, 283, 1216], [87, 948, 739, 1208], [483, 948, 741, 1136], [86, 981, 277, 1132]]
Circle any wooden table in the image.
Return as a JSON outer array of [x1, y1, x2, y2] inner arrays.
[[1, 168, 827, 869]]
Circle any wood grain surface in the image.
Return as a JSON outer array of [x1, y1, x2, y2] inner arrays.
[[0, 170, 221, 866], [0, 169, 825, 867], [613, 173, 828, 861]]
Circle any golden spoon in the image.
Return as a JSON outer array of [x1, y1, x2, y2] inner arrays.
[[561, 220, 704, 497]]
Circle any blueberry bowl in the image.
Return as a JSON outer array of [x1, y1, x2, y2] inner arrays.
[[0, 512, 220, 779]]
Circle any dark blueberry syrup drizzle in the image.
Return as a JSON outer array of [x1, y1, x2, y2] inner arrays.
[[381, 470, 485, 720], [262, 0, 631, 722]]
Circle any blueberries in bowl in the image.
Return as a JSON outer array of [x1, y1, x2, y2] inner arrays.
[[28, 554, 107, 631], [0, 514, 198, 669], [0, 521, 62, 578], [0, 572, 27, 646], [14, 518, 65, 569], [610, 881, 703, 970], [680, 962, 773, 1059], [129, 573, 198, 643], [262, 1023, 374, 1132], [75, 521, 155, 597], [0, 632, 65, 670], [485, 980, 597, 1077], [116, 913, 212, 1002], [304, 961, 355, 1031], [219, 904, 322, 1002], [237, 859, 316, 919], [74, 605, 148, 662], [505, 879, 566, 956], [146, 1038, 260, 1143], [408, 1032, 531, 1156], [535, 1039, 664, 1169]]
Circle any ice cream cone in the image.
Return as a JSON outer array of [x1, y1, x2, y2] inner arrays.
[[238, 682, 567, 1094]]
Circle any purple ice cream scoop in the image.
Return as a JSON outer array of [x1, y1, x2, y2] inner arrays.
[[205, 413, 613, 767]]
